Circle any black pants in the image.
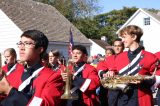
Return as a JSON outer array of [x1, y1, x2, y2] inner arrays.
[[156, 89, 160, 106], [99, 86, 108, 106]]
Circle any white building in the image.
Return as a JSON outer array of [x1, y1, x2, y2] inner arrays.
[[89, 36, 111, 56], [0, 0, 91, 63], [117, 8, 160, 53]]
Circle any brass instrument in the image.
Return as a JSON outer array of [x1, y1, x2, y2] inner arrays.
[[101, 75, 154, 92], [100, 61, 159, 92], [61, 61, 78, 100]]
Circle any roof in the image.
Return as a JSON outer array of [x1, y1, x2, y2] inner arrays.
[[143, 9, 160, 22], [0, 0, 91, 44], [116, 8, 160, 34], [91, 39, 111, 49]]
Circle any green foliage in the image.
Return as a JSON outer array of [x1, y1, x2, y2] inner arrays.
[[32, 1, 159, 45], [73, 17, 99, 38], [34, 0, 99, 22], [56, 6, 137, 44], [93, 7, 138, 44], [146, 8, 159, 13]]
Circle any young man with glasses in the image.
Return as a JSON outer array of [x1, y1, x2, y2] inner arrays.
[[0, 30, 63, 106]]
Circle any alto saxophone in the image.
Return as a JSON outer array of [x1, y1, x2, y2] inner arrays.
[[100, 61, 159, 92]]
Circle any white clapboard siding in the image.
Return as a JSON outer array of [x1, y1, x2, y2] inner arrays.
[[48, 42, 68, 58], [117, 8, 160, 53], [89, 39, 105, 56], [0, 9, 23, 64], [126, 10, 160, 53]]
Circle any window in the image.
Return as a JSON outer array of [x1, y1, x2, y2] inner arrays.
[[144, 17, 150, 25]]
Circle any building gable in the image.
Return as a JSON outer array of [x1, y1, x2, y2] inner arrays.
[[0, 9, 22, 52], [0, 0, 91, 59], [0, 0, 90, 44], [116, 8, 160, 53], [89, 39, 111, 56], [117, 8, 160, 34]]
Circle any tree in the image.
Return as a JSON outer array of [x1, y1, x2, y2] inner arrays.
[[33, 1, 159, 45], [73, 17, 99, 39], [146, 8, 159, 13], [76, 7, 137, 44], [92, 7, 160, 44], [92, 7, 138, 44], [34, 0, 100, 22]]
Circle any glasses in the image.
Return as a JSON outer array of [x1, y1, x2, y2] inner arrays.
[[17, 41, 36, 48]]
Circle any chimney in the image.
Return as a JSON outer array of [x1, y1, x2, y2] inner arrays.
[[101, 36, 107, 42]]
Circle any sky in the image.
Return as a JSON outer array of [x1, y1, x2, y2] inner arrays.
[[98, 0, 160, 14]]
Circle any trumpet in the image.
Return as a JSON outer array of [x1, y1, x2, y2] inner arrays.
[[61, 60, 78, 100]]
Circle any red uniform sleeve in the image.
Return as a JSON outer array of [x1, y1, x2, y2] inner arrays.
[[154, 52, 160, 75], [96, 60, 108, 72], [39, 71, 64, 106], [80, 65, 100, 92]]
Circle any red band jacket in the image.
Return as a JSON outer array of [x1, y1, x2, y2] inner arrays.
[[68, 63, 100, 106], [1, 63, 63, 106], [96, 55, 117, 78], [112, 50, 160, 106]]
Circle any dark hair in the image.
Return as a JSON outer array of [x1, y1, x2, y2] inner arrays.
[[114, 38, 124, 50], [105, 48, 115, 55], [21, 30, 48, 58], [114, 38, 122, 42], [50, 49, 60, 57], [41, 52, 49, 61], [72, 45, 88, 56], [118, 25, 143, 42]]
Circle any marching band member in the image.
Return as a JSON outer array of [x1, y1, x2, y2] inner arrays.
[[154, 52, 160, 106], [105, 25, 159, 106], [48, 49, 66, 71], [96, 38, 124, 106], [2, 48, 23, 76], [61, 45, 100, 106], [0, 30, 63, 106], [97, 38, 124, 77], [2, 48, 25, 91]]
